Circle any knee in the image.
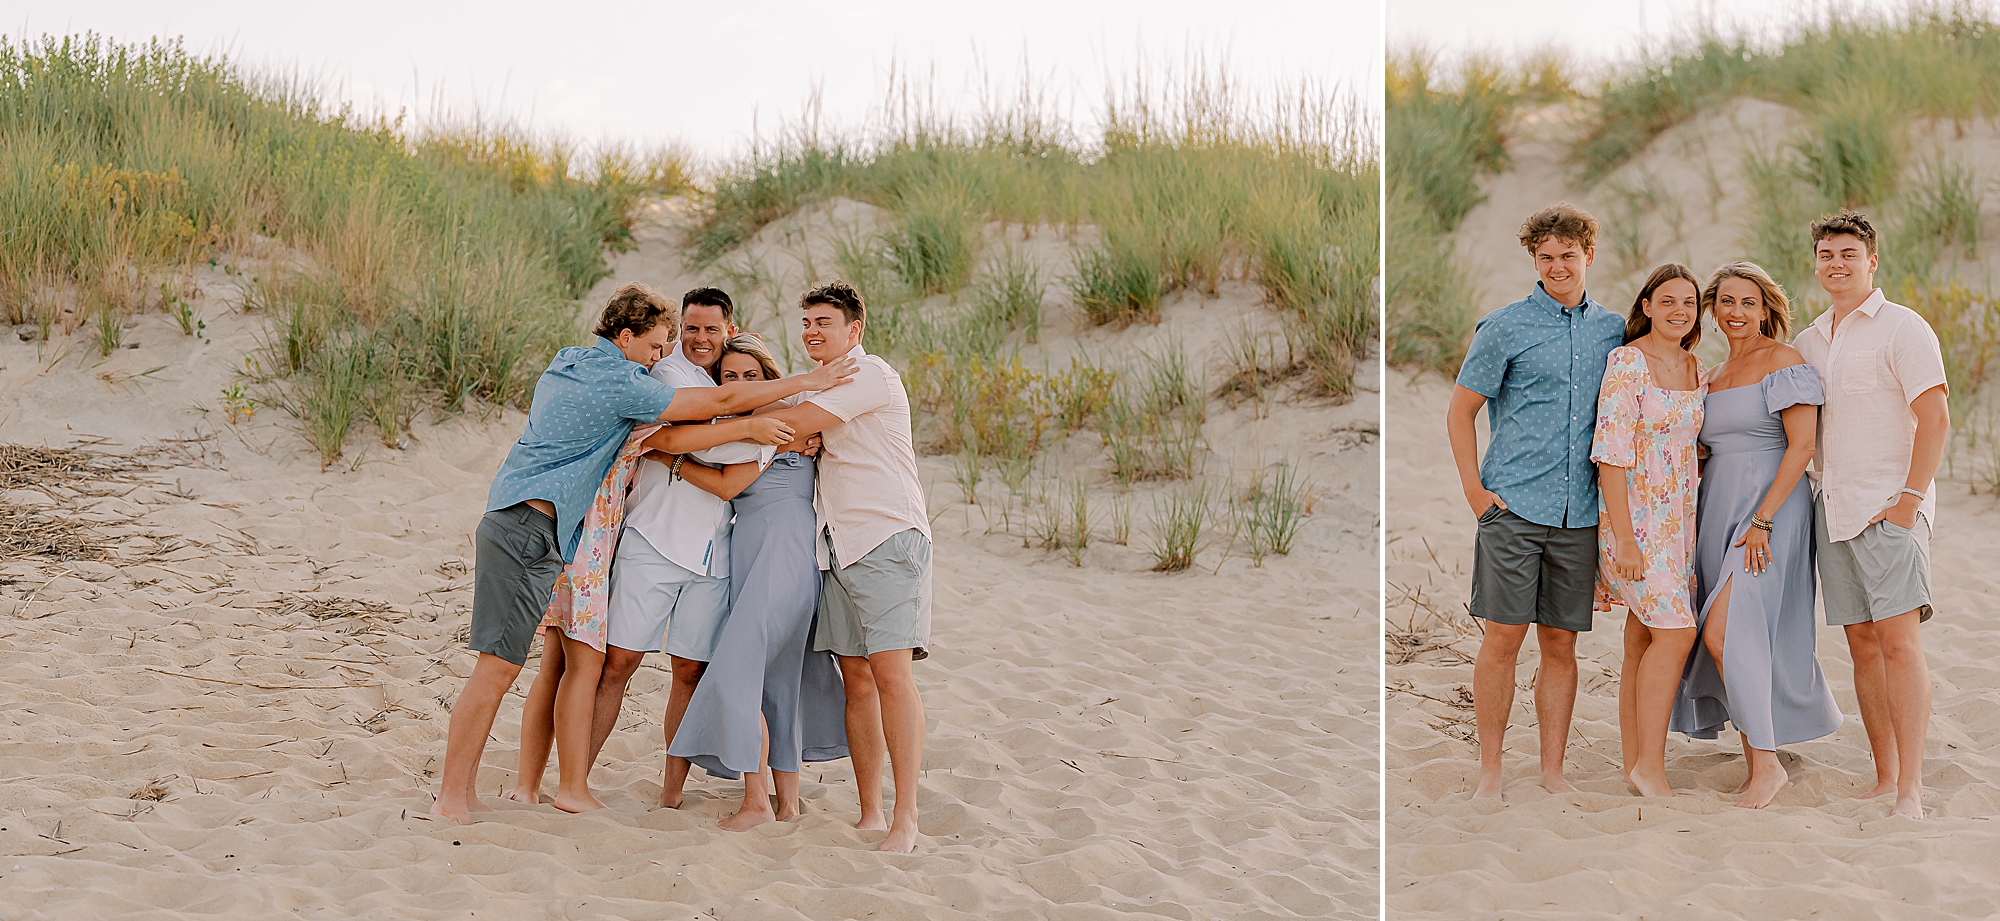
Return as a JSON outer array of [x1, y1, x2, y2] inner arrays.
[[1479, 628, 1528, 662], [670, 660, 706, 691], [1878, 633, 1924, 665], [1537, 632, 1579, 662], [602, 650, 644, 685], [839, 660, 879, 698]]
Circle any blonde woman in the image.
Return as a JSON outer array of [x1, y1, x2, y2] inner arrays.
[[667, 334, 849, 830], [1673, 262, 1841, 808]]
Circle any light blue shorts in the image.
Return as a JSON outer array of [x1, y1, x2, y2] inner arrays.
[[1815, 496, 1933, 627], [606, 530, 731, 660], [816, 529, 932, 659]]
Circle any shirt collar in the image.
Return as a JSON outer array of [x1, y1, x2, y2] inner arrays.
[[1809, 288, 1887, 338], [592, 336, 624, 358], [663, 347, 704, 375], [1529, 281, 1594, 316], [845, 343, 866, 360]]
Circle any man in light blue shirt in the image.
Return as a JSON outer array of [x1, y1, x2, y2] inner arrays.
[[432, 283, 856, 824], [1446, 203, 1626, 800]]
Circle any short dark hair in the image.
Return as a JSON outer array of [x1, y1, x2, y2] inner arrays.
[[1518, 202, 1599, 252], [681, 286, 734, 320], [592, 283, 674, 340], [800, 280, 865, 326], [1810, 208, 1878, 256]]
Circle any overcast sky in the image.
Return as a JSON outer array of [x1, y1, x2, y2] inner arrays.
[[1391, 0, 1935, 65], [9, 1, 1380, 162]]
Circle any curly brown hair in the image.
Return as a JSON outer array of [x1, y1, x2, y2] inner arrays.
[[1518, 202, 1600, 252], [1809, 208, 1878, 256], [592, 283, 674, 341], [800, 280, 865, 325]]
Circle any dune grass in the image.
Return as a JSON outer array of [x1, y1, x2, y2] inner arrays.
[[0, 34, 689, 466]]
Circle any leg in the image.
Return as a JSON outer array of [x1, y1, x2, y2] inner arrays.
[[1617, 614, 1652, 785], [1701, 581, 1750, 794], [590, 646, 647, 765], [1843, 620, 1899, 798], [1472, 622, 1530, 798], [773, 769, 801, 820], [721, 714, 779, 832], [658, 656, 707, 808], [1629, 624, 1696, 797], [1533, 625, 1580, 793], [509, 628, 565, 804], [551, 634, 607, 813], [836, 653, 889, 828], [1736, 746, 1787, 809], [431, 653, 524, 824], [1875, 610, 1931, 818], [869, 648, 924, 852]]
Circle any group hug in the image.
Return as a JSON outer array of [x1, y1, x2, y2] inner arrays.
[[1448, 204, 1950, 818], [427, 280, 935, 853]]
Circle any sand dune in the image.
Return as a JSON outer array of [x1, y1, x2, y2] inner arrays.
[[0, 206, 1377, 919], [1387, 372, 2000, 920]]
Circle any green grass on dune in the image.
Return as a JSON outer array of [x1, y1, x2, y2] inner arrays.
[[0, 34, 688, 466]]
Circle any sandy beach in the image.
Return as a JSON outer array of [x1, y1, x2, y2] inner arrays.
[[1387, 370, 2000, 919], [0, 206, 1377, 919]]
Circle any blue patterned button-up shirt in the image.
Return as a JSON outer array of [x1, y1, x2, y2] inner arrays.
[[485, 337, 677, 561], [1455, 283, 1628, 529]]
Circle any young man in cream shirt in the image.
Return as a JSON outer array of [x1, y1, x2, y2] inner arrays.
[[1794, 210, 1951, 819], [760, 281, 932, 853]]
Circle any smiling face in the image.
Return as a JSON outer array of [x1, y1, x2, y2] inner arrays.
[[801, 304, 861, 363], [1814, 232, 1876, 300], [1643, 277, 1700, 347], [613, 322, 677, 368], [1532, 237, 1593, 306], [1713, 276, 1770, 344], [680, 303, 735, 369], [716, 351, 766, 383]]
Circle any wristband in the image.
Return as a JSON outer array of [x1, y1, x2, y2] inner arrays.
[[669, 455, 684, 479], [1899, 487, 1927, 502], [1749, 515, 1774, 533]]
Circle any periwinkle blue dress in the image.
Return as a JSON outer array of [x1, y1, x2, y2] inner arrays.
[[1671, 364, 1842, 750], [669, 452, 849, 778]]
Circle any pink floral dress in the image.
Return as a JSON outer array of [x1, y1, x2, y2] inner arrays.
[[540, 424, 660, 652], [1590, 346, 1704, 629]]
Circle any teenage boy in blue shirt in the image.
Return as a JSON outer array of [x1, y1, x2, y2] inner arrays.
[[1446, 203, 1627, 799]]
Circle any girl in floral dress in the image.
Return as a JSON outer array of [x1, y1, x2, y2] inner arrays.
[[1592, 263, 1707, 798]]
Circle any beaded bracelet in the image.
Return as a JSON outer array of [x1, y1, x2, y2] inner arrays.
[[1749, 515, 1774, 532]]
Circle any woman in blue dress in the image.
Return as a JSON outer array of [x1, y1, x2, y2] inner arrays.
[[1675, 262, 1842, 808], [667, 335, 848, 829]]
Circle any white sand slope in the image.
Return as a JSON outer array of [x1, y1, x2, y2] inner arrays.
[[0, 207, 1377, 919], [1387, 369, 2000, 920]]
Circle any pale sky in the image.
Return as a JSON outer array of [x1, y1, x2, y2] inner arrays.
[[10, 1, 1381, 164], [1391, 0, 1937, 65]]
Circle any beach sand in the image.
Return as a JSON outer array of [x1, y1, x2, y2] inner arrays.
[[0, 206, 1377, 919], [1387, 370, 2000, 920]]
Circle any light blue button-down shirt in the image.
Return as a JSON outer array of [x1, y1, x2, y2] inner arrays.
[[485, 337, 677, 561], [1455, 282, 1628, 529]]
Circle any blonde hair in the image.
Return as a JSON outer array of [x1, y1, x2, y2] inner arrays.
[[712, 333, 783, 382], [1702, 262, 1793, 341]]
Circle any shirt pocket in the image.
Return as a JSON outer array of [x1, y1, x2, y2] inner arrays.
[[1841, 349, 1880, 394]]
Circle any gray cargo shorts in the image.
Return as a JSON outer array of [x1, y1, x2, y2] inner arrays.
[[1469, 505, 1598, 633], [468, 503, 564, 666]]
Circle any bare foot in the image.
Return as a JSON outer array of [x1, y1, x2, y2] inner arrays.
[[720, 806, 777, 832], [854, 810, 889, 831], [775, 800, 801, 821], [430, 797, 479, 826], [1730, 776, 1750, 795], [876, 814, 919, 853], [1629, 768, 1674, 798], [1472, 769, 1503, 800], [659, 791, 683, 810], [1856, 778, 1897, 799], [1540, 773, 1579, 794], [503, 788, 541, 805], [1735, 765, 1788, 809], [1891, 792, 1924, 819], [552, 791, 606, 814]]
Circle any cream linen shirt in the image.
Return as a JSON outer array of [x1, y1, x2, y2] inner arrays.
[[798, 345, 930, 569], [1795, 289, 1949, 543]]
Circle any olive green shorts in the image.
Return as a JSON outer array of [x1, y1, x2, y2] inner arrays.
[[815, 529, 932, 659]]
